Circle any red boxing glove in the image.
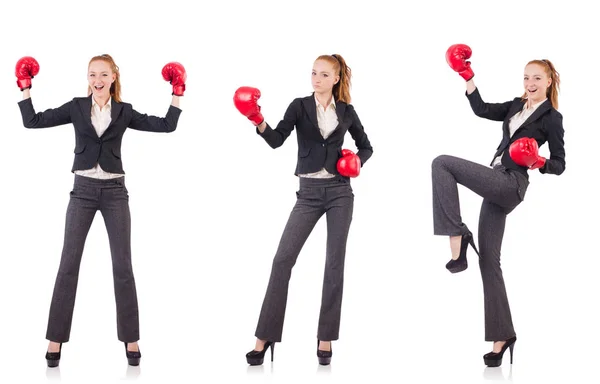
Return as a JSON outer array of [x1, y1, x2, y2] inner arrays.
[[445, 44, 474, 81], [337, 149, 361, 178], [162, 62, 186, 96], [509, 137, 546, 169], [15, 56, 40, 90], [233, 86, 264, 126], [529, 156, 546, 170]]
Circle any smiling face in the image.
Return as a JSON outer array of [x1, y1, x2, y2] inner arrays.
[[88, 59, 116, 100], [523, 63, 551, 105]]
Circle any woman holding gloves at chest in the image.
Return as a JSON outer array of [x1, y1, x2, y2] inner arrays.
[[15, 54, 185, 367], [432, 44, 565, 367], [233, 54, 373, 366]]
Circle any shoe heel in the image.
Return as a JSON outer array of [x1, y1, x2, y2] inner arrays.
[[246, 341, 274, 366], [446, 231, 474, 273], [270, 342, 275, 362], [483, 336, 516, 367], [469, 237, 481, 257]]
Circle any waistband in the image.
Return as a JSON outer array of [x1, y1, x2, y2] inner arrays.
[[298, 175, 350, 187], [74, 174, 125, 186]]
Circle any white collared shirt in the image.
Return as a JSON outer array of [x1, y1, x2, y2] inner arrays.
[[298, 94, 339, 178], [74, 96, 125, 179], [492, 98, 547, 167]]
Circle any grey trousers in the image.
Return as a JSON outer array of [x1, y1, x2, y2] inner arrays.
[[46, 175, 139, 343], [255, 175, 354, 342], [431, 155, 529, 341]]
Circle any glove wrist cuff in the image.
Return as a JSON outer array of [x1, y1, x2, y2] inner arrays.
[[460, 69, 474, 81], [172, 84, 185, 96], [17, 79, 32, 90]]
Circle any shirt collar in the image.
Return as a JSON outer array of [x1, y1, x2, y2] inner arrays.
[[92, 96, 112, 111], [314, 93, 336, 110], [525, 98, 546, 111]]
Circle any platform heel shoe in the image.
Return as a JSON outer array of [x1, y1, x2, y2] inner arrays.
[[246, 341, 275, 366], [45, 343, 62, 368], [124, 343, 141, 366], [483, 336, 516, 367], [446, 230, 480, 273], [317, 340, 332, 365]]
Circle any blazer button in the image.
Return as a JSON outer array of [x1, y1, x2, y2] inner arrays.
[[322, 143, 325, 147]]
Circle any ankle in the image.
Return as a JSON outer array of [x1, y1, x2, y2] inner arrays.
[[449, 235, 461, 260], [255, 338, 267, 350], [47, 342, 61, 353], [492, 340, 506, 353], [318, 341, 331, 351]]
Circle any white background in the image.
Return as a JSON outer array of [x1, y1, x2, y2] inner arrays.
[[0, 0, 597, 383]]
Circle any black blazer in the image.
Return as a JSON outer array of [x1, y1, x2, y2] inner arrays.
[[18, 96, 181, 174], [466, 88, 565, 179], [257, 94, 373, 176]]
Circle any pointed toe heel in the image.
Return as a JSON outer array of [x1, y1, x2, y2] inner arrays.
[[446, 230, 480, 274], [246, 341, 275, 366], [483, 336, 516, 367]]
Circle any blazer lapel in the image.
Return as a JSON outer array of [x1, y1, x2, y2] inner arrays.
[[334, 101, 346, 124], [303, 95, 319, 130], [518, 99, 551, 129], [331, 101, 346, 135], [79, 96, 97, 138], [508, 101, 525, 119], [303, 94, 347, 136], [502, 99, 527, 136], [102, 100, 123, 137]]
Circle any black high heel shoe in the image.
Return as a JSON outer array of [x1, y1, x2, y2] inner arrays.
[[246, 341, 275, 365], [483, 336, 516, 367], [446, 230, 480, 273], [124, 342, 141, 366], [45, 343, 62, 368], [317, 340, 332, 365]]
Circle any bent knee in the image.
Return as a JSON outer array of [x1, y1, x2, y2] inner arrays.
[[431, 154, 452, 170]]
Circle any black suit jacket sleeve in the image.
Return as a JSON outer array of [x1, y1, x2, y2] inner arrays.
[[18, 98, 72, 128], [347, 105, 373, 166], [128, 105, 182, 132], [257, 98, 300, 148], [466, 88, 513, 121], [539, 111, 565, 175]]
